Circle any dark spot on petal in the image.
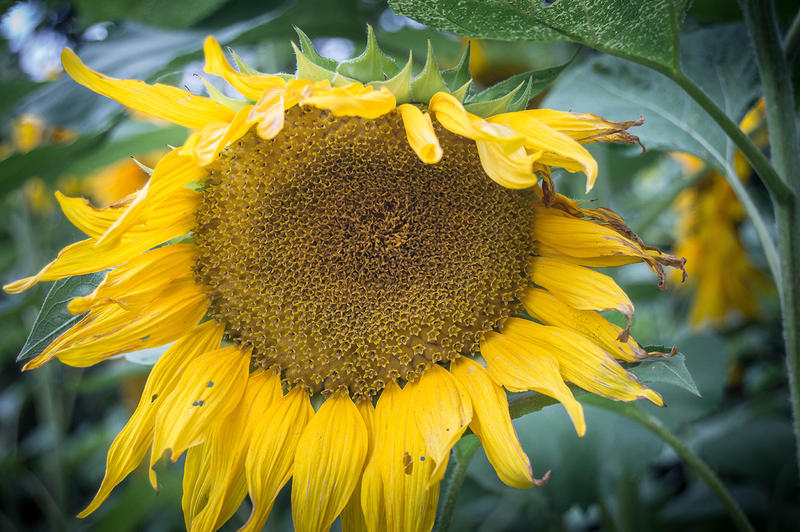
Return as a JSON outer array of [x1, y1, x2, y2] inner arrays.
[[403, 452, 413, 474]]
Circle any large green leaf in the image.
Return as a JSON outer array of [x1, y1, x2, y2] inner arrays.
[[16, 272, 106, 363], [389, 0, 690, 70], [542, 24, 760, 176]]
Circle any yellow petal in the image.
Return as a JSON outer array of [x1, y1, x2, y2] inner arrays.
[[180, 104, 255, 166], [4, 189, 198, 294], [342, 400, 375, 532], [203, 36, 285, 100], [151, 345, 250, 464], [77, 321, 224, 517], [68, 243, 197, 314], [429, 92, 522, 146], [291, 394, 368, 532], [406, 365, 472, 485], [532, 203, 684, 284], [185, 370, 282, 532], [481, 331, 585, 436], [24, 279, 208, 370], [529, 256, 634, 333], [521, 287, 646, 362], [500, 318, 663, 406], [475, 139, 538, 189], [398, 104, 442, 164], [95, 150, 205, 247], [489, 112, 598, 192], [429, 92, 536, 189], [449, 357, 537, 489], [301, 83, 396, 119], [374, 382, 439, 532], [55, 191, 133, 239], [62, 48, 235, 129], [241, 388, 313, 532], [522, 109, 643, 146], [250, 88, 285, 139]]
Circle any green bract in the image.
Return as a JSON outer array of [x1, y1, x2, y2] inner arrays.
[[284, 25, 551, 117]]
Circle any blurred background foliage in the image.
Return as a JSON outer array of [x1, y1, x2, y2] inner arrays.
[[0, 0, 797, 531]]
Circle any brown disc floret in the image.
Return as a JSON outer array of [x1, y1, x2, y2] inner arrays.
[[194, 105, 534, 398]]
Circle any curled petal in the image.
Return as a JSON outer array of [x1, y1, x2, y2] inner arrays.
[[489, 112, 598, 192], [4, 190, 198, 294], [62, 48, 234, 129], [398, 104, 442, 164], [301, 83, 396, 119], [203, 36, 285, 100], [24, 280, 208, 371]]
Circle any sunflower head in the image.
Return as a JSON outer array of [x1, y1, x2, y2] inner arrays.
[[5, 27, 685, 532]]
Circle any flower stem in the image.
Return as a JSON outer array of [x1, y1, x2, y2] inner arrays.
[[656, 66, 792, 201], [642, 64, 782, 279], [741, 0, 800, 477], [434, 434, 480, 532], [784, 5, 800, 61], [580, 395, 755, 532]]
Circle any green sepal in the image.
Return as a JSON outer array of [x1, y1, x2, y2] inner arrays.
[[450, 80, 471, 102], [370, 51, 413, 104], [441, 42, 471, 92], [292, 42, 341, 83], [227, 46, 262, 75], [197, 75, 251, 110], [410, 40, 448, 103], [336, 24, 399, 83], [131, 157, 154, 175], [505, 76, 535, 113], [464, 80, 524, 117], [293, 26, 338, 71]]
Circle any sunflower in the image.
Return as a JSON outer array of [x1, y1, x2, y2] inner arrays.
[[672, 100, 770, 327], [6, 29, 685, 532]]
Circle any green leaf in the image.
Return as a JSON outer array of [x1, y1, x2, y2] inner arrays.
[[389, 0, 690, 70], [464, 58, 574, 115], [629, 352, 700, 397], [61, 126, 188, 176], [0, 80, 44, 118], [72, 0, 239, 29], [17, 272, 106, 363], [542, 24, 760, 176], [0, 133, 108, 196], [470, 57, 574, 102]]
